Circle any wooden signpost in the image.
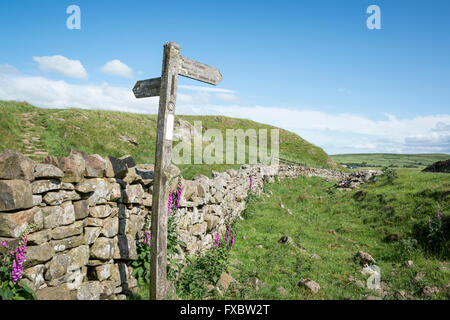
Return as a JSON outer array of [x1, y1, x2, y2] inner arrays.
[[133, 41, 222, 300]]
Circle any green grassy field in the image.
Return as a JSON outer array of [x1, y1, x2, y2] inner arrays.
[[0, 100, 337, 179], [146, 168, 448, 300], [331, 153, 450, 169]]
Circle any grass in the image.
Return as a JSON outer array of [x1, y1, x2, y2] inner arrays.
[[130, 168, 449, 300], [0, 100, 338, 179], [221, 168, 449, 300], [331, 153, 450, 169]]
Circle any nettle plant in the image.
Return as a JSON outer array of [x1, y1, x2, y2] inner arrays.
[[0, 224, 37, 300], [132, 178, 186, 283]]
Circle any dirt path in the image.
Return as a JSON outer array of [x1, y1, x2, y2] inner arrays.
[[20, 112, 48, 162]]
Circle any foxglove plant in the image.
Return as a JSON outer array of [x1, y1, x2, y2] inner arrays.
[[176, 182, 182, 209], [0, 224, 37, 300], [168, 189, 173, 215]]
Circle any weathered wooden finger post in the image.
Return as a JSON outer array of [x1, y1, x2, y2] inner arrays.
[[132, 41, 222, 300]]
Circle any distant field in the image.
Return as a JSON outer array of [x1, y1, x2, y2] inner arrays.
[[331, 153, 450, 169]]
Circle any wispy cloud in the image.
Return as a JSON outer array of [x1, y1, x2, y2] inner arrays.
[[0, 64, 20, 75], [178, 85, 235, 94], [33, 55, 88, 79], [100, 59, 134, 79]]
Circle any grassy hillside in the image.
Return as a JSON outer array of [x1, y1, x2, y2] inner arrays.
[[0, 100, 337, 179], [331, 153, 450, 169]]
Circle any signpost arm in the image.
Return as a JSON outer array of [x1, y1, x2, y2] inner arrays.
[[150, 41, 180, 300]]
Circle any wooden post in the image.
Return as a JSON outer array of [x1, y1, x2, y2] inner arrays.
[[150, 41, 180, 300], [133, 41, 222, 300]]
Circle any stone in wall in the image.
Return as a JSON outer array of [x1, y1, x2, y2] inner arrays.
[[34, 163, 64, 179], [0, 179, 34, 212], [105, 156, 128, 179], [0, 150, 35, 180], [59, 149, 86, 183], [0, 207, 43, 238]]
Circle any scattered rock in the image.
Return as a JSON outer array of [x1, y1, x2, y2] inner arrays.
[[248, 278, 266, 291], [298, 278, 320, 294], [119, 135, 139, 146], [348, 276, 365, 288], [278, 236, 289, 244], [217, 272, 234, 291], [277, 286, 288, 296], [402, 260, 414, 268], [355, 251, 376, 266], [422, 286, 440, 297]]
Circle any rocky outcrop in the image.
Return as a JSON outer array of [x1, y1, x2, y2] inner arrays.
[[334, 170, 382, 190], [422, 159, 450, 173]]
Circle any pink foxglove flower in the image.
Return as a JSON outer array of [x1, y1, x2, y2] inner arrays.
[[168, 190, 173, 215], [230, 232, 235, 250], [176, 183, 182, 209]]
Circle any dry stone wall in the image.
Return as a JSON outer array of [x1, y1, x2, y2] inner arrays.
[[0, 148, 374, 300]]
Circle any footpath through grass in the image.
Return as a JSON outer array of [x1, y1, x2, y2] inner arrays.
[[221, 169, 449, 300]]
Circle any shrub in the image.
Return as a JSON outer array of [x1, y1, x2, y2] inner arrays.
[[382, 167, 398, 184]]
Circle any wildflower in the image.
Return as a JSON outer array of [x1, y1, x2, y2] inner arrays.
[[230, 232, 235, 250], [250, 175, 253, 189], [226, 223, 231, 243], [144, 231, 151, 247], [214, 232, 221, 248], [11, 236, 28, 285], [1, 241, 7, 247], [437, 204, 441, 219], [176, 182, 182, 209], [168, 190, 173, 215]]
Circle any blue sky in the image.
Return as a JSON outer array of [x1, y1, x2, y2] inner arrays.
[[0, 0, 449, 154]]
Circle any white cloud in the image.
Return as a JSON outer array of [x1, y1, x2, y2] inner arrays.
[[178, 85, 236, 94], [33, 55, 88, 79], [215, 93, 241, 103], [100, 59, 134, 78], [355, 143, 376, 150], [0, 73, 156, 113], [0, 64, 20, 75]]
